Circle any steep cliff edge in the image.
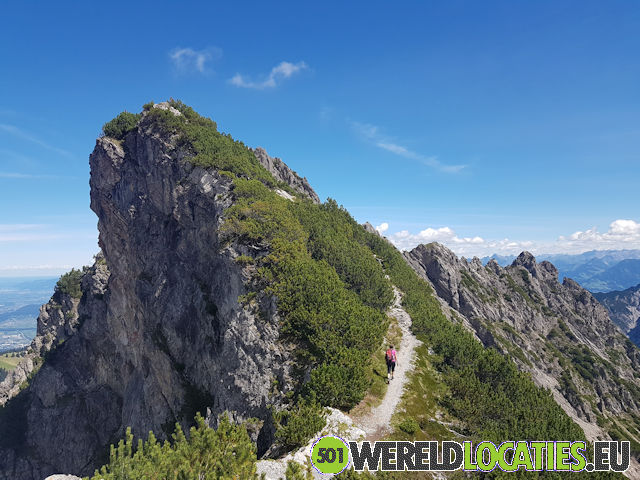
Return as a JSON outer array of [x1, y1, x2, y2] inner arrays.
[[405, 243, 640, 452], [0, 105, 310, 479]]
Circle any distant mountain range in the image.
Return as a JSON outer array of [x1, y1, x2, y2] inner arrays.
[[482, 249, 640, 293]]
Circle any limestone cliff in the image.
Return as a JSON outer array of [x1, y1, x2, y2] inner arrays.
[[252, 147, 320, 204], [405, 243, 640, 451], [0, 106, 307, 479]]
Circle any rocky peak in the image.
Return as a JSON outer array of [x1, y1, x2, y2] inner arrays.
[[0, 111, 297, 479], [404, 241, 640, 455], [152, 101, 182, 116], [362, 222, 378, 235], [252, 147, 320, 203], [486, 258, 501, 275], [511, 251, 559, 282], [538, 260, 559, 280], [512, 250, 537, 272]]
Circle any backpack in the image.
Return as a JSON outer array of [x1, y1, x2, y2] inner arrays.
[[386, 349, 396, 362]]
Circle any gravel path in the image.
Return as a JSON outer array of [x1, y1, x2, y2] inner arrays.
[[354, 286, 421, 439]]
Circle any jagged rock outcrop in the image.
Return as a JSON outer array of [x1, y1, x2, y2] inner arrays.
[[0, 108, 303, 480], [405, 243, 640, 449], [252, 147, 320, 204], [0, 260, 108, 407], [594, 284, 640, 343]]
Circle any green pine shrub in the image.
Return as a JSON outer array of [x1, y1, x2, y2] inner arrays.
[[86, 413, 260, 480], [102, 111, 141, 140], [55, 268, 84, 299], [274, 395, 327, 449]]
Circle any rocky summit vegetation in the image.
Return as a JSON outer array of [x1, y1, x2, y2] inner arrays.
[[142, 100, 396, 431]]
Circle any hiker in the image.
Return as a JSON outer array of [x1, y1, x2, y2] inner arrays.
[[385, 345, 397, 381]]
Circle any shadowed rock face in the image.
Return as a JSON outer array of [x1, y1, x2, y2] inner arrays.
[[0, 112, 296, 479], [594, 284, 640, 340], [405, 243, 640, 446]]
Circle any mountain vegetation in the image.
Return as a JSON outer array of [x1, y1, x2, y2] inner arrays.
[[85, 413, 261, 480], [87, 103, 633, 477], [145, 99, 394, 423], [55, 267, 85, 298], [359, 233, 589, 446], [1, 102, 635, 479], [102, 111, 142, 140]]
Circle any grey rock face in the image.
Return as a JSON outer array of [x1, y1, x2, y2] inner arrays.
[[594, 284, 640, 336], [0, 114, 297, 479], [405, 242, 640, 444], [362, 222, 378, 235], [253, 147, 320, 203]]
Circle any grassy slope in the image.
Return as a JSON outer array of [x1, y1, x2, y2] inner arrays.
[[0, 354, 20, 371]]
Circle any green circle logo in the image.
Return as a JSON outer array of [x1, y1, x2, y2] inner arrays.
[[310, 435, 350, 475]]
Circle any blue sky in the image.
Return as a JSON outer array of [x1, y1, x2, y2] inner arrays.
[[1, 1, 639, 276]]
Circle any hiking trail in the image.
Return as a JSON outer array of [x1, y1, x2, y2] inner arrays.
[[352, 285, 421, 440]]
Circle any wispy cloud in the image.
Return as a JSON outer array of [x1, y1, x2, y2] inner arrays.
[[378, 218, 640, 257], [0, 264, 74, 272], [230, 61, 308, 89], [0, 124, 72, 158], [0, 224, 95, 243], [0, 224, 46, 232], [350, 121, 465, 174], [0, 172, 65, 179], [169, 47, 221, 74]]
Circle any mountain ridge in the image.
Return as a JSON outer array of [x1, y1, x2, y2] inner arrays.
[[405, 243, 640, 466], [482, 249, 640, 293], [0, 102, 636, 479]]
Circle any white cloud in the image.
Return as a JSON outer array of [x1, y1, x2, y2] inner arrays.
[[385, 225, 490, 256], [169, 47, 221, 74], [0, 124, 71, 158], [554, 219, 640, 253], [377, 219, 640, 258], [375, 222, 389, 233], [230, 61, 308, 89], [350, 121, 465, 174]]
